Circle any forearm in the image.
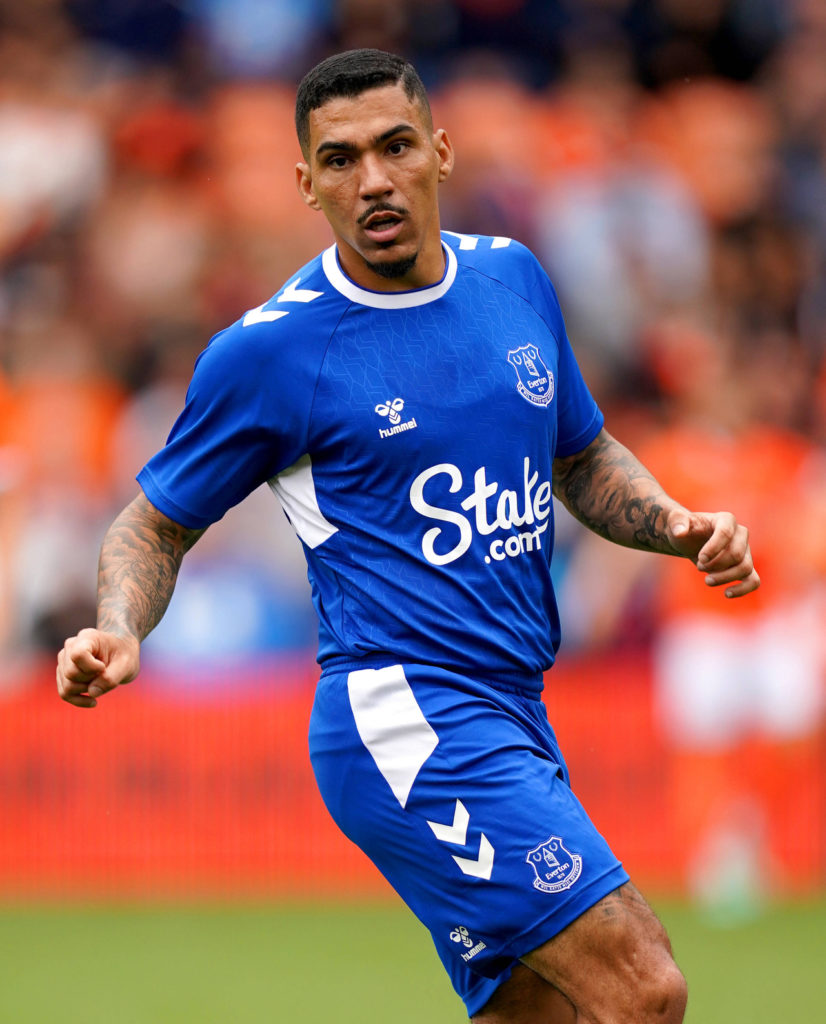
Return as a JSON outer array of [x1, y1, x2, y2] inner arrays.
[[96, 492, 205, 641], [552, 429, 687, 555]]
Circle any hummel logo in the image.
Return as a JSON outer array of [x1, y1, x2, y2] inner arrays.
[[449, 925, 487, 963], [375, 397, 405, 425], [375, 397, 418, 440]]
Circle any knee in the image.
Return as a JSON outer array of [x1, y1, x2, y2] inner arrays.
[[601, 923, 687, 1024], [521, 884, 688, 1024], [638, 958, 687, 1024]]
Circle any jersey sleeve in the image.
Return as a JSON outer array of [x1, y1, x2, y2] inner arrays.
[[553, 322, 604, 458], [501, 240, 603, 457], [137, 319, 313, 528]]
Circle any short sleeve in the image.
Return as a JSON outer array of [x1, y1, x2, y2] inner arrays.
[[504, 242, 603, 457], [137, 321, 313, 528]]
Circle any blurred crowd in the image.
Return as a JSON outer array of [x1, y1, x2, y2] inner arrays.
[[0, 0, 825, 696]]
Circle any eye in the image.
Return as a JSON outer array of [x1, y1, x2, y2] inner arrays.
[[387, 140, 410, 156], [326, 154, 351, 169]]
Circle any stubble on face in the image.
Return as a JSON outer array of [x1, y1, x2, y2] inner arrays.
[[365, 253, 419, 279], [357, 201, 417, 278]]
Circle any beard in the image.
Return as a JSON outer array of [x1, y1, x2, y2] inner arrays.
[[364, 250, 418, 280], [357, 202, 416, 280]]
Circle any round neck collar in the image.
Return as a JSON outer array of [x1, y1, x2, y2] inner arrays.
[[321, 242, 457, 309]]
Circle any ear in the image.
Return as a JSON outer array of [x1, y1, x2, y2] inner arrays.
[[296, 161, 320, 210], [433, 129, 454, 183]]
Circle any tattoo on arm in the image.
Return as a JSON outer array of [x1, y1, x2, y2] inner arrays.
[[96, 493, 206, 641], [553, 429, 683, 554]]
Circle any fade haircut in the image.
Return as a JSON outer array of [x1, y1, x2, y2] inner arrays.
[[295, 49, 433, 157]]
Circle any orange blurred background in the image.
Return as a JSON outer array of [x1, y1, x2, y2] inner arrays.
[[1, 0, 824, 910]]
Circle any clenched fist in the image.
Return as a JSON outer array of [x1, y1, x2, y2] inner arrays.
[[56, 629, 140, 709]]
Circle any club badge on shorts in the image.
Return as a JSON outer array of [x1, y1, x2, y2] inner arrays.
[[526, 835, 583, 893]]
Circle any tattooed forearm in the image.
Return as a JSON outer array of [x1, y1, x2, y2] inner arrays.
[[553, 429, 685, 554], [96, 493, 205, 641]]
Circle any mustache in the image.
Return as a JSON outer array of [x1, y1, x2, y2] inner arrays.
[[358, 202, 408, 225]]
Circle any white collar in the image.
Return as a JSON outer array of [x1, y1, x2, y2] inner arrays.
[[321, 242, 457, 309]]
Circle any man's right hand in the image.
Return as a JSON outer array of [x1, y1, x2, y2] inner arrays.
[[56, 628, 140, 709]]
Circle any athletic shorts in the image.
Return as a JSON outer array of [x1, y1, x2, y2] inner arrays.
[[309, 662, 629, 1017]]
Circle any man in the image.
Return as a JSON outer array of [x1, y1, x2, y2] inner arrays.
[[57, 49, 759, 1023]]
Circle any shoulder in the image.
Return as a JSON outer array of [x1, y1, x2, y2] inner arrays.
[[233, 251, 338, 341], [444, 231, 551, 286], [442, 230, 562, 316], [443, 229, 539, 264], [200, 251, 345, 372]]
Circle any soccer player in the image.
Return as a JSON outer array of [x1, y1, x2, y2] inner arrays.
[[56, 49, 759, 1023]]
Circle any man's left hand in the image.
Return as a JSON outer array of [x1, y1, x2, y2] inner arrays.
[[666, 510, 760, 598]]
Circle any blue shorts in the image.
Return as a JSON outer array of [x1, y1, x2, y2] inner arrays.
[[309, 663, 629, 1017]]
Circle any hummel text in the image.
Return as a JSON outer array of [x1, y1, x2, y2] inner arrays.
[[379, 418, 418, 439]]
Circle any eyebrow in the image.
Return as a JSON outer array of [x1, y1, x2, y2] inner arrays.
[[315, 122, 417, 158]]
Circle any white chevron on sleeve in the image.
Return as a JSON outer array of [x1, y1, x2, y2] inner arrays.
[[278, 278, 323, 303], [242, 304, 289, 326]]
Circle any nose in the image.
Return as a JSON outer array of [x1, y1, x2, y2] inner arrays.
[[359, 153, 393, 200]]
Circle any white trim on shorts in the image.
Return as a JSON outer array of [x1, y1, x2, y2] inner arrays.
[[347, 664, 439, 808]]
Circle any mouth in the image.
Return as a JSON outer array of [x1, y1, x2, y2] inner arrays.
[[360, 207, 406, 245]]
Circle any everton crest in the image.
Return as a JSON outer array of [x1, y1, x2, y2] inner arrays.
[[508, 345, 554, 407], [526, 836, 583, 893]]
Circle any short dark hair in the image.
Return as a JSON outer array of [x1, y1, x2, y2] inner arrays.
[[295, 49, 432, 157]]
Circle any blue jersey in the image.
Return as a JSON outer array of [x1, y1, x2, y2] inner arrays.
[[138, 232, 603, 693]]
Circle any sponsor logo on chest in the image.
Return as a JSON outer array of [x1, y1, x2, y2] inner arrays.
[[409, 456, 552, 566]]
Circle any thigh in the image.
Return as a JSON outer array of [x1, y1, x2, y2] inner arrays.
[[472, 964, 576, 1024], [520, 882, 686, 1023]]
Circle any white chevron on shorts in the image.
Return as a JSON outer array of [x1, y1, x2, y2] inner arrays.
[[427, 799, 495, 880], [427, 799, 469, 844], [452, 834, 495, 880]]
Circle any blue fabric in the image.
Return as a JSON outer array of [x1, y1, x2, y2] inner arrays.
[[138, 232, 604, 691], [309, 662, 629, 1016]]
